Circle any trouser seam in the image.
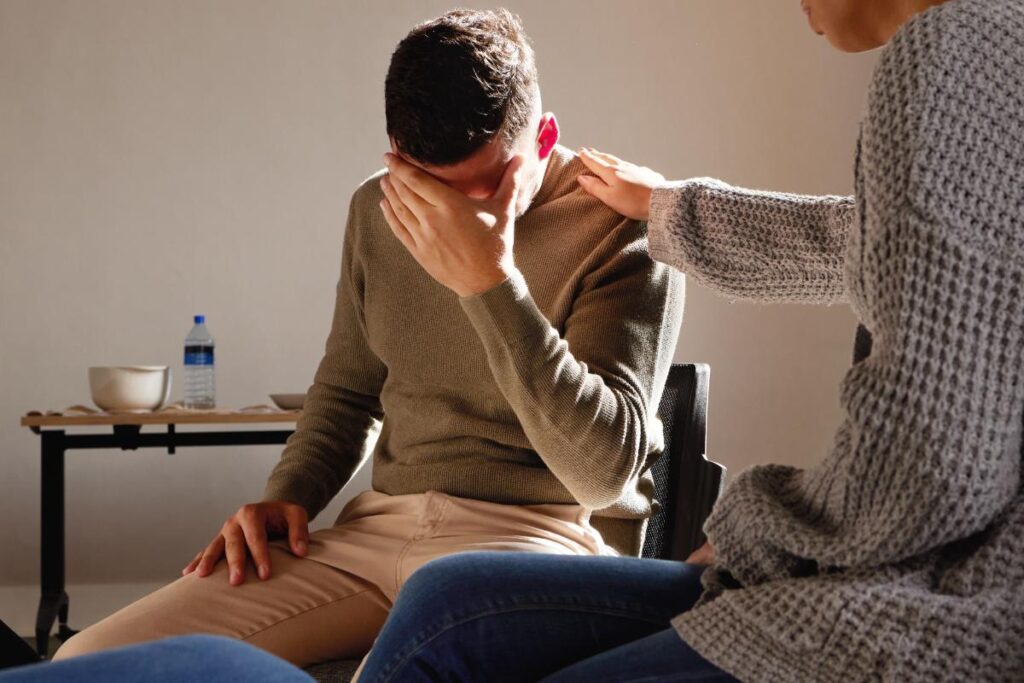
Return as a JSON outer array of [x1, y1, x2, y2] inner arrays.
[[237, 586, 383, 643], [394, 496, 453, 591]]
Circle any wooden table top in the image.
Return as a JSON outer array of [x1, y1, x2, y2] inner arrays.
[[21, 410, 301, 428]]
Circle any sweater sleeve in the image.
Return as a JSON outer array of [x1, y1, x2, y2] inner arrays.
[[460, 223, 685, 510], [648, 178, 854, 305], [262, 196, 387, 521]]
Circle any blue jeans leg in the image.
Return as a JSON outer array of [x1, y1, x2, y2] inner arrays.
[[0, 635, 313, 683], [541, 629, 733, 683], [358, 551, 735, 683]]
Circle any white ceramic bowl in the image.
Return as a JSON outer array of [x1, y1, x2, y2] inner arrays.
[[269, 393, 306, 410], [88, 366, 171, 413]]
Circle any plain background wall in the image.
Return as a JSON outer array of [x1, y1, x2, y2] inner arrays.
[[0, 0, 876, 630]]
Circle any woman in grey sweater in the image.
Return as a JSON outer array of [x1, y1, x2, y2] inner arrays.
[[357, 0, 1024, 681]]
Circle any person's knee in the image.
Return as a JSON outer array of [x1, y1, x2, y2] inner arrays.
[[49, 635, 308, 682], [51, 615, 156, 662], [403, 552, 497, 605], [158, 634, 266, 669], [51, 625, 118, 661]]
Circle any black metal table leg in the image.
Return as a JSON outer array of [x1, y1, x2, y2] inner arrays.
[[27, 425, 293, 658], [35, 430, 75, 658]]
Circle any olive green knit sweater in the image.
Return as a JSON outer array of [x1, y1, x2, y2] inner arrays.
[[264, 145, 685, 555]]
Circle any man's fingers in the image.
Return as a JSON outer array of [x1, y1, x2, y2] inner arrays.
[[238, 513, 271, 581], [195, 536, 225, 578], [494, 154, 526, 211], [384, 153, 453, 205], [577, 149, 617, 183], [182, 551, 203, 576], [388, 174, 431, 221], [379, 177, 419, 231], [577, 174, 613, 203], [223, 524, 248, 586], [283, 506, 310, 557], [381, 198, 417, 251]]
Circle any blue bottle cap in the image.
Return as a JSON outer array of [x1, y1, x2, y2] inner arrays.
[[194, 315, 205, 324]]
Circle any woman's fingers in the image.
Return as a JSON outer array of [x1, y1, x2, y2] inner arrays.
[[577, 148, 663, 221], [685, 541, 716, 566], [578, 148, 618, 183], [577, 174, 613, 203], [585, 148, 622, 165]]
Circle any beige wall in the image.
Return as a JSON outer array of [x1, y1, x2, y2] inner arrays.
[[0, 0, 876, 614]]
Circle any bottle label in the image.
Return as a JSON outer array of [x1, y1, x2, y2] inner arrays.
[[184, 345, 215, 366]]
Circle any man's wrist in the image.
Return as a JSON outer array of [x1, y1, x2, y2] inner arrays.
[[458, 263, 519, 298], [459, 268, 545, 350]]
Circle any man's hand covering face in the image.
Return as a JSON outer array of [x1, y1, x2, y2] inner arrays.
[[379, 153, 525, 298]]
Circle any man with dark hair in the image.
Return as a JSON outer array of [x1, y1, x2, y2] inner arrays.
[[54, 9, 684, 667], [386, 9, 539, 167]]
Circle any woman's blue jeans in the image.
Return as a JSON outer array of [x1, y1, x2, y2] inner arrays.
[[0, 635, 312, 682], [358, 552, 737, 682]]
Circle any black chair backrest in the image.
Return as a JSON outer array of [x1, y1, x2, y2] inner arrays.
[[641, 364, 725, 561], [641, 327, 873, 563]]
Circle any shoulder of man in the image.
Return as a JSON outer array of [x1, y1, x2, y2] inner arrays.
[[349, 168, 388, 216]]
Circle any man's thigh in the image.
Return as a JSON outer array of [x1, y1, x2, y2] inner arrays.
[[53, 538, 391, 667], [397, 495, 614, 585]]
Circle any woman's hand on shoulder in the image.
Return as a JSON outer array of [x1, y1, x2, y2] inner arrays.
[[577, 147, 665, 221]]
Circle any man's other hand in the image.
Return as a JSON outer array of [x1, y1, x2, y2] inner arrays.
[[182, 501, 309, 586], [380, 152, 525, 298]]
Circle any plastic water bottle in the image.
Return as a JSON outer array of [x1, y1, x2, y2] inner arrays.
[[183, 315, 216, 409]]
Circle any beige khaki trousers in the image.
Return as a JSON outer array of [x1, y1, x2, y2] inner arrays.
[[53, 490, 614, 666]]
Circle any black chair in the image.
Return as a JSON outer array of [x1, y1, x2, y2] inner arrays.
[[0, 617, 40, 669], [642, 363, 724, 560], [306, 363, 724, 682]]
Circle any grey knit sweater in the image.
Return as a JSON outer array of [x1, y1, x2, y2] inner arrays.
[[648, 2, 1024, 681]]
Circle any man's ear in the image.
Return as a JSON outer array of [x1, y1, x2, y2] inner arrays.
[[535, 113, 559, 160]]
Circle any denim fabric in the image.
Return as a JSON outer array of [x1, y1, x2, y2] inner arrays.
[[359, 552, 737, 682], [0, 635, 312, 682]]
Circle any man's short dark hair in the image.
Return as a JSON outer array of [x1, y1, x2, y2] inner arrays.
[[385, 8, 539, 167]]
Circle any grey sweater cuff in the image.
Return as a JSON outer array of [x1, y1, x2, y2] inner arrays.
[[647, 178, 717, 267]]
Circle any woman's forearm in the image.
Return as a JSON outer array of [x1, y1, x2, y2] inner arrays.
[[648, 178, 854, 305]]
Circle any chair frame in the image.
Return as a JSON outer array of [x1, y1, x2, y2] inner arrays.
[[648, 364, 725, 561]]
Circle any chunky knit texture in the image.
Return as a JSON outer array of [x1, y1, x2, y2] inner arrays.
[[649, 1, 1024, 680], [263, 145, 685, 555]]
